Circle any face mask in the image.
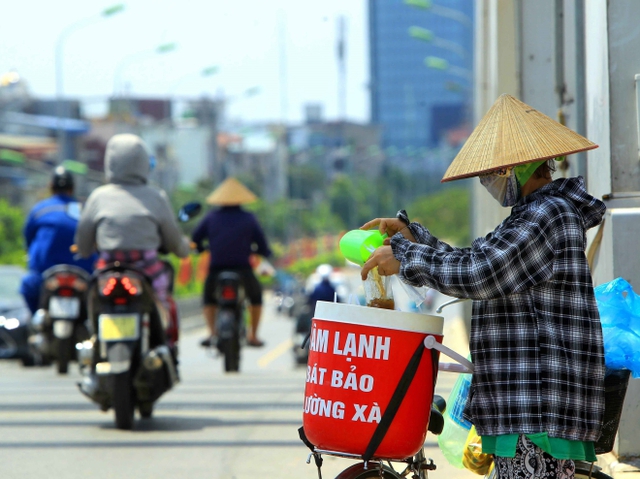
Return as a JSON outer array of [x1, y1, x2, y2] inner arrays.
[[479, 167, 521, 207]]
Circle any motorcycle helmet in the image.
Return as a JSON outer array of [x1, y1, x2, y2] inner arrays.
[[51, 166, 74, 192], [316, 264, 333, 280]]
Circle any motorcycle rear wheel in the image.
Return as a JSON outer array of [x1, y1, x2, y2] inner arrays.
[[57, 337, 73, 375], [138, 401, 154, 419], [219, 337, 240, 372], [112, 372, 135, 430]]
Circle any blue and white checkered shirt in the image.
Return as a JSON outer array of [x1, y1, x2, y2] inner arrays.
[[391, 177, 606, 442]]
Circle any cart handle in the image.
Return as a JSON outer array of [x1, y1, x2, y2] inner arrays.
[[424, 335, 474, 374]]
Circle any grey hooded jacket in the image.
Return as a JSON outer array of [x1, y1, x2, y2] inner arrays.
[[75, 134, 190, 258]]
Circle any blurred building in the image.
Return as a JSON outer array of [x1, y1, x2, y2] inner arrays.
[[0, 71, 96, 208], [368, 0, 474, 152], [288, 118, 384, 180]]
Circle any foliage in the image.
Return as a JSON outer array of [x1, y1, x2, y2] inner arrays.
[[284, 250, 345, 278], [0, 199, 26, 265], [289, 163, 326, 201], [407, 184, 471, 246]]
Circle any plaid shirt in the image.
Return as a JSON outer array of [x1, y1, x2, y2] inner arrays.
[[392, 177, 606, 441]]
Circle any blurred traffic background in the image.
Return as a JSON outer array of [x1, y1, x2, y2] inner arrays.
[[0, 0, 473, 275]]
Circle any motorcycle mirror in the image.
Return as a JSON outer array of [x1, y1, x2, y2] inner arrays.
[[177, 202, 202, 222]]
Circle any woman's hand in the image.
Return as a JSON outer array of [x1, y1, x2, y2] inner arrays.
[[361, 217, 415, 242], [361, 245, 400, 280], [361, 217, 406, 236]]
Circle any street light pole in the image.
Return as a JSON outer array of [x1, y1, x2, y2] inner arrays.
[[408, 26, 468, 60], [55, 4, 125, 162], [168, 65, 219, 109], [424, 56, 472, 82], [404, 0, 472, 29], [113, 42, 178, 97]]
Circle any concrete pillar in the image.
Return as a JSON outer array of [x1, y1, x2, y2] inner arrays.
[[585, 0, 640, 462], [474, 0, 640, 463]]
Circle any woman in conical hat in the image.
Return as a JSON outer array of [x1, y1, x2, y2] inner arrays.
[[361, 95, 605, 479], [192, 177, 272, 347], [205, 177, 257, 206]]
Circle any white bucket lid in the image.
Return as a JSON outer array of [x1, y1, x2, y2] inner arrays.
[[314, 301, 443, 336]]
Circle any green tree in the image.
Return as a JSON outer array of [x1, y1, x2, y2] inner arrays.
[[407, 185, 471, 246], [0, 199, 26, 265], [288, 163, 326, 201], [328, 174, 359, 229]]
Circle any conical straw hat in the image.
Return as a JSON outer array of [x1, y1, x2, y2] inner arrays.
[[441, 94, 598, 182], [206, 177, 257, 205]]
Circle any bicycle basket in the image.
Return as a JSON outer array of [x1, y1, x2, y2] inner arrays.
[[594, 368, 631, 455]]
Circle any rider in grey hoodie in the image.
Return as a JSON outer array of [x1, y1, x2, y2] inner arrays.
[[75, 133, 190, 307]]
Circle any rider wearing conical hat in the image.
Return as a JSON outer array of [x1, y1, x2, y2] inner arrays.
[[192, 177, 271, 348], [361, 94, 605, 478]]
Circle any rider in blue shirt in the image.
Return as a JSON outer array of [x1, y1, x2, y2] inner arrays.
[[20, 166, 95, 313], [307, 264, 339, 310]]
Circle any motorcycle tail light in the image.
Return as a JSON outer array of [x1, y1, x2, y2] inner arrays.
[[221, 285, 237, 301], [58, 288, 74, 297], [44, 278, 59, 291], [45, 273, 88, 292], [120, 276, 141, 296], [98, 276, 142, 297], [100, 277, 118, 296]]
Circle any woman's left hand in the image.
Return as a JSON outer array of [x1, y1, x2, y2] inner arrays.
[[361, 245, 400, 280]]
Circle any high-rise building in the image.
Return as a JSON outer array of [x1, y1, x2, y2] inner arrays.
[[368, 0, 474, 152]]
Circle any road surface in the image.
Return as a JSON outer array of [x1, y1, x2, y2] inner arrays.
[[0, 288, 474, 479]]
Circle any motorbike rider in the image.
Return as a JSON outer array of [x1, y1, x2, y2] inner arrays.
[[307, 264, 339, 310], [191, 177, 272, 348], [74, 133, 191, 343], [297, 264, 339, 334], [20, 166, 95, 314]]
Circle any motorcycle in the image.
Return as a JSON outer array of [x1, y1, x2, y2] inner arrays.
[[77, 202, 201, 430], [292, 303, 313, 366], [29, 264, 91, 374], [211, 271, 246, 373]]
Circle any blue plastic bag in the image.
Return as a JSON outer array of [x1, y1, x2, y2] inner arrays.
[[594, 277, 640, 377]]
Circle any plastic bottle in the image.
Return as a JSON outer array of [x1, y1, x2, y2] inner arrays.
[[437, 372, 473, 469]]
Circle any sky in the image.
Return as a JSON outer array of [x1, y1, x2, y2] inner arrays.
[[1, 0, 370, 124]]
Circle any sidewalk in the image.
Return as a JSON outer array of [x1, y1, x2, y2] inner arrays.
[[599, 454, 640, 479]]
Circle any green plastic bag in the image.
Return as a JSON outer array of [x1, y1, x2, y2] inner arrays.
[[437, 372, 473, 468]]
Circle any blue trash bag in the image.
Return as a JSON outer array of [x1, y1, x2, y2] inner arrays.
[[594, 277, 640, 377]]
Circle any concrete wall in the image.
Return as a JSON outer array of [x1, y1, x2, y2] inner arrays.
[[471, 0, 519, 239], [585, 0, 640, 461], [473, 0, 640, 461]]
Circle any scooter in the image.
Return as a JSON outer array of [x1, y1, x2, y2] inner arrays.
[[29, 264, 91, 374], [186, 201, 248, 373], [292, 303, 313, 366], [77, 202, 201, 430], [77, 261, 178, 430]]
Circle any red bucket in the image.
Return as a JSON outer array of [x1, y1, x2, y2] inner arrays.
[[302, 301, 444, 460]]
